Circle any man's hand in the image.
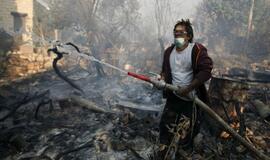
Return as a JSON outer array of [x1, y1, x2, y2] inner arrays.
[[176, 86, 190, 97], [176, 79, 201, 97], [151, 78, 166, 90]]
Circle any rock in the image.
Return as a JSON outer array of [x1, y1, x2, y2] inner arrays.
[[18, 45, 33, 53], [3, 44, 54, 80], [36, 55, 45, 62], [7, 67, 26, 77], [252, 100, 270, 120], [27, 63, 36, 71], [44, 61, 52, 68]]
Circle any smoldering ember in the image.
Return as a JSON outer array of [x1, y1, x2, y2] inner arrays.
[[0, 0, 270, 160]]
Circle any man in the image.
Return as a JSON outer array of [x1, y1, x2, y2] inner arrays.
[[157, 19, 213, 155]]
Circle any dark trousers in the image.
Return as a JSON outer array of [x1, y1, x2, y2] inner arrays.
[[159, 93, 200, 148]]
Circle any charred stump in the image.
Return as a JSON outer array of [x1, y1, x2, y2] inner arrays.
[[207, 77, 249, 136]]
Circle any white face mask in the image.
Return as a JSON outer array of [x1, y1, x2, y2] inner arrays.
[[174, 37, 186, 48]]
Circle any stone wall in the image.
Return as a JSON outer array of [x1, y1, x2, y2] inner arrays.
[[0, 0, 56, 81], [5, 44, 54, 79]]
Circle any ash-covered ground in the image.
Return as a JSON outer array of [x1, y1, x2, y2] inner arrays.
[[0, 68, 164, 160], [0, 68, 269, 160]]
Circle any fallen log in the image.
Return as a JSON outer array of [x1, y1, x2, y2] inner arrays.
[[163, 84, 270, 160], [195, 98, 270, 160], [69, 95, 107, 113]]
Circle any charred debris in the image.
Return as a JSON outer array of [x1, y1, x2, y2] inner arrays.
[[0, 57, 269, 160]]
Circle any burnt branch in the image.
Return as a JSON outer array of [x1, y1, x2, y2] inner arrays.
[[0, 90, 50, 122], [235, 102, 246, 136], [35, 99, 53, 119], [55, 139, 93, 160]]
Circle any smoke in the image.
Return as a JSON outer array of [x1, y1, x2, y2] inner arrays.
[[6, 0, 268, 86], [36, 0, 50, 10], [138, 0, 203, 42]]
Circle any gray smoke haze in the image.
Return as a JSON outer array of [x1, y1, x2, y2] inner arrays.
[[2, 0, 268, 77], [139, 0, 203, 43]]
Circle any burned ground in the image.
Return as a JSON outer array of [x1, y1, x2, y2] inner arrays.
[[0, 67, 269, 160]]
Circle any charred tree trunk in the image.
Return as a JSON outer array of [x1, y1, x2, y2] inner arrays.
[[207, 77, 249, 135]]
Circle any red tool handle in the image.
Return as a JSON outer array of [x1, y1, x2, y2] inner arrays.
[[127, 72, 151, 82]]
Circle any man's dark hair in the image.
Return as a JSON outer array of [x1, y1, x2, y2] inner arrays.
[[174, 19, 193, 43]]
